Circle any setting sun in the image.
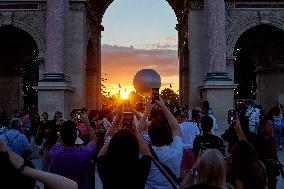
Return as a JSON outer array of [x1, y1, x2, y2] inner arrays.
[[120, 91, 129, 99]]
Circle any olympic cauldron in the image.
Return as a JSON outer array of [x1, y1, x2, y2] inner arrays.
[[133, 69, 161, 96]]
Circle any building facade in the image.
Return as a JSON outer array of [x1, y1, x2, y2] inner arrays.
[[0, 0, 283, 131]]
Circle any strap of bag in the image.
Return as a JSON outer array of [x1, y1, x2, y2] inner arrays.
[[5, 133, 20, 147], [149, 145, 180, 189], [248, 107, 255, 118]]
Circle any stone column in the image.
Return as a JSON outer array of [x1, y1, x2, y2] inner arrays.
[[36, 0, 74, 118], [44, 0, 66, 80], [199, 0, 237, 134], [205, 0, 226, 74]]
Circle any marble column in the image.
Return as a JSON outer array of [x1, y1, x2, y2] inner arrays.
[[36, 0, 74, 118], [204, 0, 230, 80], [44, 0, 66, 80], [198, 0, 237, 134]]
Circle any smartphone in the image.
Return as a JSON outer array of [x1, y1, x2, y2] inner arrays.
[[123, 112, 133, 128], [227, 110, 237, 124], [152, 88, 159, 103], [75, 110, 82, 121]]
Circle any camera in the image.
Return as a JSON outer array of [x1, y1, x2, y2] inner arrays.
[[123, 112, 133, 128], [152, 88, 159, 103], [75, 109, 82, 121], [227, 110, 237, 124]]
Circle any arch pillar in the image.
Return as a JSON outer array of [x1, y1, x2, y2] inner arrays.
[[36, 0, 74, 118], [198, 0, 237, 133], [86, 22, 103, 111]]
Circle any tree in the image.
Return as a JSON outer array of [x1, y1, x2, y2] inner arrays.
[[160, 88, 179, 104], [128, 91, 143, 105]]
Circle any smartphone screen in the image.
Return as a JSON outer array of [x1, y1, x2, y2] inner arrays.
[[227, 110, 236, 124], [152, 88, 159, 103], [123, 112, 133, 128]]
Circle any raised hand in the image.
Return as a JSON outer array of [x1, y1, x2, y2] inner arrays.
[[145, 100, 155, 113], [155, 97, 166, 108]]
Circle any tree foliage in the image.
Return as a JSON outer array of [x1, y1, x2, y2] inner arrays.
[[160, 88, 179, 103]]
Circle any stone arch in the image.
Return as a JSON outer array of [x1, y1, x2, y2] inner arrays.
[[226, 15, 284, 58], [231, 23, 284, 109], [0, 21, 45, 59], [89, 0, 189, 104], [0, 25, 39, 114]]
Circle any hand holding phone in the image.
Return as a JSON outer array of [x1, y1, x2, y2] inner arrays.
[[152, 88, 159, 104], [227, 110, 237, 124], [75, 110, 82, 121], [122, 112, 133, 129]]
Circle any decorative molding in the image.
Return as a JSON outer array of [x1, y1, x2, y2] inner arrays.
[[226, 56, 236, 65], [0, 10, 46, 58], [38, 3, 47, 11], [0, 12, 14, 25], [256, 67, 284, 74], [225, 2, 284, 57], [189, 2, 204, 11], [70, 2, 86, 12], [11, 11, 46, 53]]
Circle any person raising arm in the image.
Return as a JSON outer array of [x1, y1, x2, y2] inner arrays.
[[0, 140, 78, 189], [155, 97, 182, 137]]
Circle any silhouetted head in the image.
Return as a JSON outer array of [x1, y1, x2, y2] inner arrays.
[[60, 120, 77, 146], [192, 110, 201, 122], [200, 116, 213, 133], [148, 117, 172, 147], [258, 118, 273, 138], [107, 129, 139, 161], [10, 118, 22, 130]]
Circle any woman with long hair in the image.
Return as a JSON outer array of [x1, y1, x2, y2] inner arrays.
[[181, 149, 231, 189], [97, 102, 152, 189], [227, 141, 268, 189]]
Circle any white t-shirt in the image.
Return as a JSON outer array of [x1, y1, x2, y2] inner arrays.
[[145, 136, 183, 189], [179, 122, 200, 149]]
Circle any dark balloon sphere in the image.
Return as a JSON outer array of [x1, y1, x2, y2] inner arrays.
[[133, 69, 161, 96]]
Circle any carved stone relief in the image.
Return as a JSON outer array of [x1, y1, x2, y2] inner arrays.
[[0, 9, 46, 58], [225, 2, 284, 57], [70, 2, 86, 12], [189, 1, 204, 11]]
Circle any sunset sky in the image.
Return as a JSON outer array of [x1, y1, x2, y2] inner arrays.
[[101, 0, 179, 96]]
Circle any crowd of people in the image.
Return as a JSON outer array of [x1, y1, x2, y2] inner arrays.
[[0, 99, 283, 189]]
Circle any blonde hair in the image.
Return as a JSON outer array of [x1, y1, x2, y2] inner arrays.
[[196, 149, 226, 188]]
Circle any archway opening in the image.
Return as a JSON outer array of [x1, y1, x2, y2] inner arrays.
[[234, 24, 284, 108], [100, 0, 179, 105], [0, 26, 39, 116]]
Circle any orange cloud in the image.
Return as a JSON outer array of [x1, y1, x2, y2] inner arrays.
[[151, 43, 178, 49], [165, 36, 177, 42], [101, 44, 179, 95]]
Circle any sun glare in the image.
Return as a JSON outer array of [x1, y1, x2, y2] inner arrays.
[[120, 91, 129, 99]]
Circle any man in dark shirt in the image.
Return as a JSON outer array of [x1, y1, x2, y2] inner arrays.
[[193, 116, 223, 159]]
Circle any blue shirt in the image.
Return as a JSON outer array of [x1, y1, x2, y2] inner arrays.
[[0, 129, 31, 157], [0, 126, 8, 135], [274, 116, 283, 128]]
